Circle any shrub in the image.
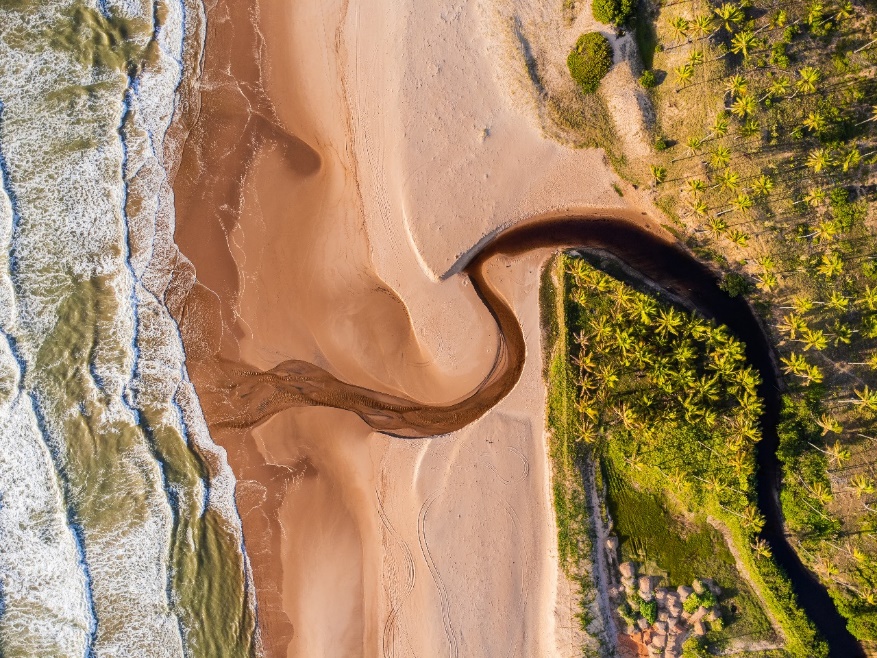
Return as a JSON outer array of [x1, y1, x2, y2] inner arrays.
[[719, 272, 751, 298], [593, 0, 636, 25], [654, 135, 668, 151], [567, 33, 613, 93], [640, 597, 658, 624], [639, 69, 657, 88]]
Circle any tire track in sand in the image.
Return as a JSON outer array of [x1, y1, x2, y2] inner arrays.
[[417, 492, 459, 658], [376, 488, 416, 658]]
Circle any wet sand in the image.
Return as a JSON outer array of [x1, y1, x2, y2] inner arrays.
[[168, 0, 646, 655]]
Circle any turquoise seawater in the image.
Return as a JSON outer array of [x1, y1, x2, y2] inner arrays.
[[0, 2, 257, 655]]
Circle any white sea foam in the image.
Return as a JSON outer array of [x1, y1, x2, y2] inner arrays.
[[0, 134, 93, 657], [0, 0, 256, 654]]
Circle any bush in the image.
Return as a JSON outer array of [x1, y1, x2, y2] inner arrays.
[[567, 33, 613, 93], [639, 69, 657, 88], [719, 272, 752, 298], [640, 597, 658, 624], [593, 0, 636, 25]]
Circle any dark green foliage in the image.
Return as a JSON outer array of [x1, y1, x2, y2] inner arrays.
[[777, 397, 840, 538], [654, 135, 668, 150], [593, 0, 636, 25], [567, 33, 613, 93], [683, 589, 718, 613], [829, 187, 866, 232], [639, 69, 657, 88], [719, 272, 752, 298], [640, 597, 658, 624]]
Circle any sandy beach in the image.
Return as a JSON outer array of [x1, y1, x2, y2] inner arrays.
[[169, 0, 656, 655]]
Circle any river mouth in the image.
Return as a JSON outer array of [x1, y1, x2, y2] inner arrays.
[[199, 212, 859, 655]]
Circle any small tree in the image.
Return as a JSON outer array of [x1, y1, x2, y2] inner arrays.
[[567, 33, 613, 93], [593, 0, 635, 26]]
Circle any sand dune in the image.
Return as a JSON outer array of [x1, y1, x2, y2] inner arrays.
[[169, 0, 650, 655]]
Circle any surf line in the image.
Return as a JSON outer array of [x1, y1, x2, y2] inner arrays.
[[201, 212, 861, 656]]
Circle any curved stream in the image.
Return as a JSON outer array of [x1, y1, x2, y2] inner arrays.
[[206, 214, 860, 655]]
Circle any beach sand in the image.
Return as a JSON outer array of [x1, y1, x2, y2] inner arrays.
[[169, 0, 648, 655]]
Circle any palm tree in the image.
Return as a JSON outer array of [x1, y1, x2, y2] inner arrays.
[[688, 49, 705, 67], [655, 307, 683, 339], [781, 351, 809, 376], [826, 290, 849, 311], [708, 216, 728, 235], [752, 538, 773, 559], [831, 322, 852, 347], [732, 193, 754, 213], [715, 3, 745, 33], [730, 30, 758, 60], [752, 175, 774, 196], [811, 220, 838, 243], [791, 296, 815, 313], [762, 75, 790, 102], [801, 327, 828, 351], [835, 0, 854, 22], [859, 286, 877, 311], [687, 177, 707, 194], [691, 14, 714, 38], [717, 169, 740, 191], [803, 111, 827, 134], [851, 474, 876, 497], [728, 229, 749, 246], [826, 441, 851, 467], [807, 147, 834, 173], [741, 505, 765, 532], [674, 63, 695, 88], [853, 385, 877, 411], [731, 94, 757, 118], [758, 272, 778, 292], [816, 251, 843, 278], [713, 113, 730, 138], [842, 147, 861, 172], [796, 66, 822, 95], [816, 413, 843, 435], [803, 187, 826, 207], [725, 74, 748, 98], [651, 164, 667, 184], [740, 118, 760, 138], [669, 16, 691, 45], [711, 146, 732, 168], [780, 314, 807, 339], [685, 138, 705, 157], [691, 198, 709, 217]]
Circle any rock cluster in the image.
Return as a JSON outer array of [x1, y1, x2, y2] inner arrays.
[[609, 545, 723, 658]]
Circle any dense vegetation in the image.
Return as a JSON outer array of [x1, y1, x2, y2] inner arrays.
[[540, 256, 607, 656], [593, 0, 637, 26], [575, 0, 877, 640], [567, 32, 614, 94], [561, 254, 825, 656]]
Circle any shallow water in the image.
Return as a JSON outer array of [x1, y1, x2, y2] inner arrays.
[[0, 2, 255, 656]]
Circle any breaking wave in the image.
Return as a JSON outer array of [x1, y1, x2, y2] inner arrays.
[[0, 1, 256, 656]]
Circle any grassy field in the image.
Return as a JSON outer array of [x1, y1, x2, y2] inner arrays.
[[603, 454, 780, 651]]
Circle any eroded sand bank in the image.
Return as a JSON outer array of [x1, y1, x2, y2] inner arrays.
[[169, 0, 656, 655]]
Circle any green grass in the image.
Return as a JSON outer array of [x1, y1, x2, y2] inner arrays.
[[603, 456, 778, 647]]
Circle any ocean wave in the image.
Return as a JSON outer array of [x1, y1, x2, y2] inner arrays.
[[0, 0, 256, 655]]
